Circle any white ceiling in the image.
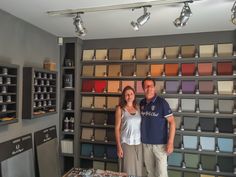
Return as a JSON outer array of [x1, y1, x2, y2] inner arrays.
[[0, 0, 235, 40]]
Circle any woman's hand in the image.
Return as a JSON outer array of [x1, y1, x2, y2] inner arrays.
[[117, 146, 123, 158]]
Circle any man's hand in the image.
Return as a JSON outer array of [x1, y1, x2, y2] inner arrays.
[[166, 142, 174, 155]]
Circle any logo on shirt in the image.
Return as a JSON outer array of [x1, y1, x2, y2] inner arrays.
[[151, 105, 155, 111], [141, 111, 159, 117]]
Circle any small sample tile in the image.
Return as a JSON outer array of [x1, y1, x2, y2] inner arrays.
[[200, 136, 215, 151], [107, 97, 119, 109], [108, 49, 121, 60], [135, 48, 149, 60], [155, 81, 164, 94], [136, 64, 150, 77], [165, 98, 179, 111], [108, 64, 121, 77], [93, 161, 105, 170], [199, 117, 215, 132], [217, 81, 234, 94], [201, 154, 216, 171], [165, 46, 179, 59], [165, 81, 180, 93], [107, 129, 116, 142], [181, 45, 196, 58], [151, 48, 164, 59], [217, 43, 233, 57], [106, 162, 118, 171], [175, 116, 182, 130], [217, 138, 233, 153], [94, 113, 107, 125], [174, 134, 181, 148], [122, 49, 135, 60], [107, 112, 115, 125], [94, 96, 106, 109], [218, 156, 234, 173], [82, 50, 94, 60], [183, 172, 198, 177], [184, 117, 198, 131], [150, 64, 164, 76], [217, 62, 233, 75], [136, 81, 144, 94], [217, 118, 233, 133], [81, 112, 93, 124], [218, 99, 234, 113], [94, 128, 106, 141], [106, 146, 117, 159], [94, 80, 107, 93], [168, 152, 183, 167], [185, 153, 199, 169], [199, 44, 214, 57], [199, 81, 214, 94], [198, 63, 213, 76], [168, 170, 182, 177], [81, 128, 93, 140], [95, 49, 107, 60], [121, 81, 135, 91], [181, 63, 195, 76], [199, 99, 214, 113], [82, 65, 94, 76], [122, 63, 135, 76], [94, 144, 105, 157], [81, 96, 93, 108], [181, 99, 196, 112], [107, 81, 120, 93], [165, 64, 179, 76], [95, 65, 107, 77], [81, 143, 93, 157], [183, 135, 198, 149], [82, 80, 94, 92], [181, 80, 196, 94]]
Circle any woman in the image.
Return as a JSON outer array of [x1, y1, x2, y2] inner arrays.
[[115, 86, 143, 176]]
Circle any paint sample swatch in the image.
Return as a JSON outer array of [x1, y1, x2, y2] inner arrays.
[[217, 81, 233, 94], [151, 48, 164, 59], [122, 49, 135, 60], [217, 62, 233, 75], [135, 48, 149, 60], [82, 50, 94, 60], [95, 49, 107, 60], [198, 63, 212, 76], [109, 49, 121, 60], [82, 65, 94, 76], [181, 45, 196, 58], [199, 99, 214, 113], [217, 43, 233, 57], [151, 64, 164, 76], [108, 64, 121, 77], [181, 99, 196, 112], [165, 64, 179, 76], [198, 81, 214, 94], [165, 46, 179, 59], [181, 63, 195, 76], [199, 44, 214, 57]]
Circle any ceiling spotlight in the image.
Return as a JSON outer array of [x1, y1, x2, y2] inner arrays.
[[231, 1, 236, 25], [73, 13, 87, 37], [174, 2, 192, 28], [131, 6, 151, 31]]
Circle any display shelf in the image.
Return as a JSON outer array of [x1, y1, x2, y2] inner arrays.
[[22, 67, 57, 119], [79, 156, 118, 163], [168, 166, 236, 177], [80, 123, 115, 129], [174, 149, 236, 157], [81, 55, 236, 64], [0, 63, 19, 125], [176, 130, 236, 138], [80, 139, 116, 146]]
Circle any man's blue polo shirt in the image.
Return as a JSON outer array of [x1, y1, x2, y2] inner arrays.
[[140, 95, 173, 144]]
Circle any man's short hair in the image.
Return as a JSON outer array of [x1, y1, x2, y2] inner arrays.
[[142, 77, 156, 89]]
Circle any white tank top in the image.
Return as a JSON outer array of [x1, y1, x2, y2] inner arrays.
[[120, 108, 141, 145]]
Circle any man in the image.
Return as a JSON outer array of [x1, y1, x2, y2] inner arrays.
[[140, 77, 176, 177]]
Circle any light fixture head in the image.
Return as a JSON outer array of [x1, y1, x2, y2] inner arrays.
[[174, 2, 192, 28], [131, 6, 151, 31], [73, 13, 87, 37], [231, 1, 236, 25]]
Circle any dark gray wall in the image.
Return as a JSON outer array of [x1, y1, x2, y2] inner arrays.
[[83, 30, 235, 49], [0, 9, 60, 142]]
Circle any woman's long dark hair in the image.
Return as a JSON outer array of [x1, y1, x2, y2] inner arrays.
[[119, 86, 137, 109]]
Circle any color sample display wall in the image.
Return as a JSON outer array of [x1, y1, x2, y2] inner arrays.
[[69, 36, 236, 175]]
